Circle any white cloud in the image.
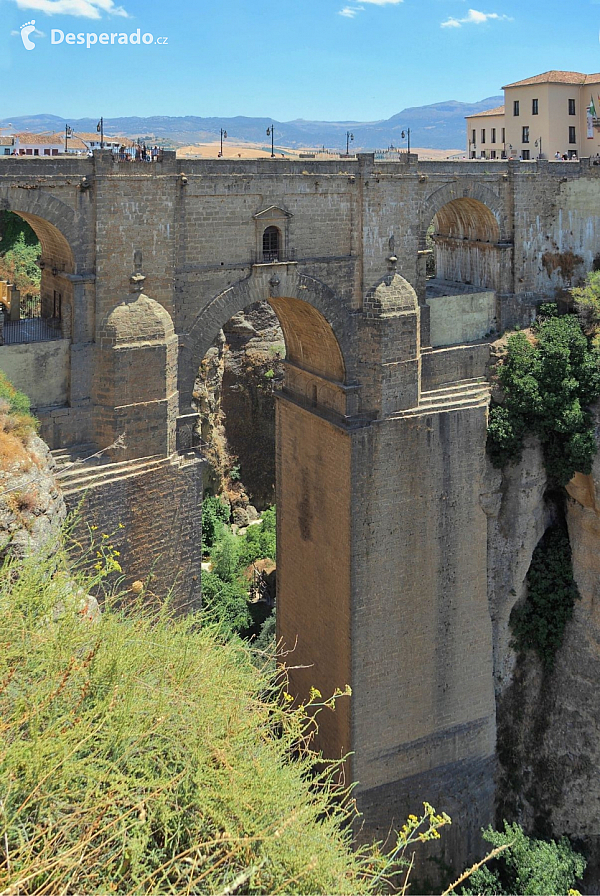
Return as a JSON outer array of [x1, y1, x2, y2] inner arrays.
[[9, 0, 130, 19], [441, 8, 512, 28], [339, 0, 400, 17]]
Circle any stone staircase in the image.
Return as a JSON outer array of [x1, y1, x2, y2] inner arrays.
[[400, 377, 490, 418], [51, 445, 167, 497]]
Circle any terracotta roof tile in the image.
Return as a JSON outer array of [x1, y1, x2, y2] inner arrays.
[[503, 70, 600, 88], [465, 105, 505, 119], [13, 132, 63, 144]]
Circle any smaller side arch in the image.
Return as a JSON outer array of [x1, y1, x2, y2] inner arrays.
[[420, 181, 506, 246], [0, 188, 89, 274]]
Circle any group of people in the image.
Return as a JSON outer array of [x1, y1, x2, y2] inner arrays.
[[554, 150, 578, 160]]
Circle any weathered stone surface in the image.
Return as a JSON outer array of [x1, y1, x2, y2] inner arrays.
[[482, 436, 550, 695], [0, 433, 66, 562]]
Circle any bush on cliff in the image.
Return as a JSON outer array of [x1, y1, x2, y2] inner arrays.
[[487, 310, 600, 485], [461, 821, 585, 895], [0, 549, 453, 894]]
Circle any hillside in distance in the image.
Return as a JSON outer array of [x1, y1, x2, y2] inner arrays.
[[1, 96, 503, 151]]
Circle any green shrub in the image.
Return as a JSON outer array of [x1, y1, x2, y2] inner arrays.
[[0, 550, 453, 895], [238, 506, 276, 567], [461, 821, 585, 895], [487, 313, 600, 485], [201, 493, 230, 551], [511, 525, 580, 667]]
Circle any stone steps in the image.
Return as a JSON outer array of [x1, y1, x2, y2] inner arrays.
[[51, 446, 166, 496], [400, 378, 490, 418]]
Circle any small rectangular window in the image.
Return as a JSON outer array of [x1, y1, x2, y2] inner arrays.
[[472, 129, 476, 145], [481, 129, 486, 144], [532, 98, 539, 115], [44, 149, 50, 156], [522, 126, 530, 143], [522, 150, 530, 160], [569, 126, 576, 144], [490, 150, 497, 159], [491, 128, 496, 143], [514, 100, 520, 116], [569, 98, 576, 115], [33, 149, 39, 156], [502, 127, 506, 144]]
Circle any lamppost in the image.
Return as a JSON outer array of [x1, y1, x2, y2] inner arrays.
[[401, 128, 411, 154], [266, 125, 275, 158], [219, 128, 227, 157], [535, 137, 543, 160], [64, 124, 73, 154], [96, 117, 104, 150], [346, 131, 354, 155]]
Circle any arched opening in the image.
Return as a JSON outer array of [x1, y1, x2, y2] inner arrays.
[[424, 197, 502, 347], [262, 226, 281, 263], [0, 209, 75, 409], [190, 279, 351, 761]]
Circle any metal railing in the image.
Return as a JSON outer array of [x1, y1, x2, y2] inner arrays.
[[3, 315, 62, 344]]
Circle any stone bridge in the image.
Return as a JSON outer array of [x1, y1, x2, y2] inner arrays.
[[2, 150, 600, 871]]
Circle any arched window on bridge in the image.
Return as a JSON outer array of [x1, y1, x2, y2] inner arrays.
[[262, 226, 280, 263]]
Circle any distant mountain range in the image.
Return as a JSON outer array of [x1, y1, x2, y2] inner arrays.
[[0, 96, 503, 152]]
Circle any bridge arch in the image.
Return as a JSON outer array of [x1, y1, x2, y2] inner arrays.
[[178, 265, 351, 412], [420, 181, 505, 242], [0, 188, 86, 274]]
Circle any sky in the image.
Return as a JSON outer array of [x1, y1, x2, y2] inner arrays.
[[1, 0, 600, 122]]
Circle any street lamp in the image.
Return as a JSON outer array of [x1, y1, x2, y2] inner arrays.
[[266, 125, 275, 158], [96, 117, 104, 150], [64, 124, 73, 154], [219, 128, 227, 157], [401, 128, 411, 154], [346, 131, 354, 155]]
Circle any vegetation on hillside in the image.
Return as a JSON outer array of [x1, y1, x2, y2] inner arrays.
[[487, 305, 600, 485], [510, 525, 580, 668], [0, 211, 41, 296], [0, 547, 455, 895], [461, 821, 585, 895], [201, 496, 276, 642]]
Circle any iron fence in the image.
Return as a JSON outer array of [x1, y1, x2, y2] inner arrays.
[[3, 316, 62, 344]]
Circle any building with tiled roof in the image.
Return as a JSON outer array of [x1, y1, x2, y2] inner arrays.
[[466, 70, 600, 160]]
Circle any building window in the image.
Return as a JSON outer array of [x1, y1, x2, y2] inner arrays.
[[471, 151, 476, 159], [491, 128, 496, 143], [481, 128, 486, 144], [502, 127, 506, 144], [490, 150, 497, 159], [569, 126, 576, 144], [52, 149, 58, 156], [514, 100, 520, 116], [33, 149, 39, 156], [25, 149, 32, 155], [262, 226, 280, 262], [44, 149, 50, 156], [471, 129, 476, 145], [522, 126, 530, 143], [532, 98, 539, 115], [522, 150, 530, 160], [569, 98, 576, 115]]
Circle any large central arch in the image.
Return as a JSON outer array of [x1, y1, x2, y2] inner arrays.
[[181, 263, 355, 761]]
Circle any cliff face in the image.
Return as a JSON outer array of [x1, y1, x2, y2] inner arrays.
[[194, 302, 283, 509], [0, 431, 66, 562], [489, 409, 600, 889]]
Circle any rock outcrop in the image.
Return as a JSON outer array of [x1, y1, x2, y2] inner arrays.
[[194, 302, 284, 509], [0, 432, 66, 562]]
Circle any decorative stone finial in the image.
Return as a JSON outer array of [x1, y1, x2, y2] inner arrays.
[[268, 273, 280, 297], [130, 249, 146, 293]]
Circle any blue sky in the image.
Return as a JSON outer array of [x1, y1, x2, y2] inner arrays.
[[1, 0, 600, 121]]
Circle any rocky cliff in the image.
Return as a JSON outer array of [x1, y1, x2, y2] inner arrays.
[[0, 428, 66, 562], [486, 404, 600, 891], [193, 301, 283, 512]]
